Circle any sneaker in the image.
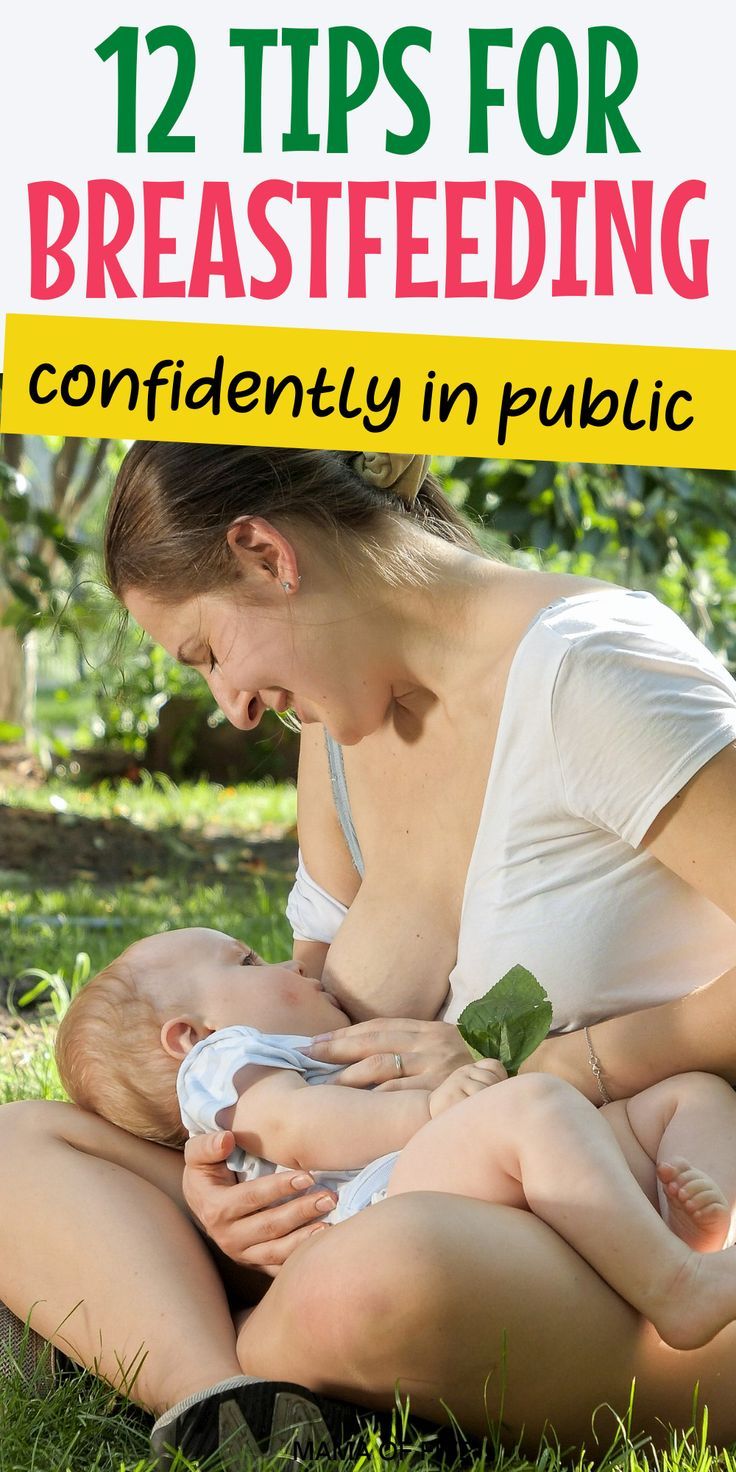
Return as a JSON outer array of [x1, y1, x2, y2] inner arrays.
[[0, 1300, 58, 1391], [150, 1375, 469, 1470]]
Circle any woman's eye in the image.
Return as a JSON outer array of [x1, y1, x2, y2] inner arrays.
[[208, 648, 219, 674]]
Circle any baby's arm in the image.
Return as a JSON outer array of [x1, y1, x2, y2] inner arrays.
[[219, 1064, 433, 1171]]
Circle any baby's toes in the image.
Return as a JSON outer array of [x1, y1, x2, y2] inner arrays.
[[687, 1187, 727, 1215], [691, 1200, 726, 1222]]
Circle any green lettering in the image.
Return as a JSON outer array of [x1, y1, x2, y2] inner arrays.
[[587, 27, 640, 153], [518, 27, 578, 155], [383, 27, 432, 155]]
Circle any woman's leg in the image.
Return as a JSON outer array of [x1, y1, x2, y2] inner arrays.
[[381, 1074, 736, 1349], [237, 1192, 736, 1450], [0, 1100, 243, 1413]]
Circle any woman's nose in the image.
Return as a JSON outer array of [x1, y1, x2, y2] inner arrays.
[[215, 685, 264, 732]]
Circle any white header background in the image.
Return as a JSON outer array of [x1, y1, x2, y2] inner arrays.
[[1, 0, 733, 357]]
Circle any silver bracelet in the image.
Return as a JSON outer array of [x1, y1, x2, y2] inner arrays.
[[584, 1026, 612, 1104]]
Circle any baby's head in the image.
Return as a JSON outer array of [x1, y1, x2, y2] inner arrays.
[[55, 927, 349, 1147]]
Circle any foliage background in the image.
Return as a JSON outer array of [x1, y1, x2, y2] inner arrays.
[[1, 435, 734, 774], [0, 436, 734, 1472]]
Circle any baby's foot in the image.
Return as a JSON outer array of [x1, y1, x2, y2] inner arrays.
[[658, 1156, 731, 1253]]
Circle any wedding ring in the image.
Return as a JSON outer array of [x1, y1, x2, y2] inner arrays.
[[394, 1052, 403, 1075]]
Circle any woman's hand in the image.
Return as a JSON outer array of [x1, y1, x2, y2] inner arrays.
[[429, 1058, 508, 1117], [182, 1131, 336, 1274], [305, 1018, 476, 1091]]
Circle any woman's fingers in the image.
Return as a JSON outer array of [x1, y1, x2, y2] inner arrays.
[[217, 1178, 335, 1228], [331, 1053, 420, 1088], [235, 1222, 331, 1276], [184, 1129, 236, 1173], [306, 1021, 475, 1091], [215, 1188, 335, 1268], [306, 1028, 410, 1064], [306, 1019, 448, 1060], [182, 1131, 338, 1262]]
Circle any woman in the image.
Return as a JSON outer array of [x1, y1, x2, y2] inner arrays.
[[2, 441, 736, 1467]]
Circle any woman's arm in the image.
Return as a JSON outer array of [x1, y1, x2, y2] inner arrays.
[[297, 723, 361, 909], [521, 742, 736, 1100], [293, 939, 330, 980]]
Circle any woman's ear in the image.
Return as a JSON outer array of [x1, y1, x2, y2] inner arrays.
[[160, 1016, 209, 1060], [225, 516, 300, 591]]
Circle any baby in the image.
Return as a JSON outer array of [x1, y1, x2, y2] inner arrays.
[[55, 926, 736, 1353]]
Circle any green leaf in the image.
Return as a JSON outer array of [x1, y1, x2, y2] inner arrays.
[[0, 722, 23, 743], [457, 965, 553, 1075]]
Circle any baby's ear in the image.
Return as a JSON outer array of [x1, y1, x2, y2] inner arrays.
[[160, 1016, 207, 1060]]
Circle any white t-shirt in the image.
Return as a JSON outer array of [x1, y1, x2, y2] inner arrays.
[[288, 588, 736, 1031]]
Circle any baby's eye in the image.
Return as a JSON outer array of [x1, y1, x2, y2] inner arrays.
[[239, 950, 256, 966]]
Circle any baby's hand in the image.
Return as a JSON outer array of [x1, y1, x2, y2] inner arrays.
[[428, 1058, 508, 1118]]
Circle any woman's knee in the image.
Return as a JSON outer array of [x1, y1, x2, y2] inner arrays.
[[315, 1200, 454, 1366], [250, 1197, 451, 1390], [0, 1097, 185, 1203], [0, 1098, 70, 1150]]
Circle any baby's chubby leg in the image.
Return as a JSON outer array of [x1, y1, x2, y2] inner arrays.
[[605, 1073, 736, 1253], [385, 1073, 736, 1350]]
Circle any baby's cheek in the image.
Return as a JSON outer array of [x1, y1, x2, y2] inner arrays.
[[278, 983, 300, 1009]]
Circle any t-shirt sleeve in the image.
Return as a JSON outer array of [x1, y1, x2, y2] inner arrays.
[[286, 850, 349, 944], [551, 601, 736, 848], [176, 1026, 307, 1137]]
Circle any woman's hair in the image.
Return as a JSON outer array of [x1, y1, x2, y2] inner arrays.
[[55, 958, 186, 1148], [104, 442, 482, 602]]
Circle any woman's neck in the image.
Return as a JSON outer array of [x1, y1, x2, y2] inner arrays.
[[371, 545, 529, 722]]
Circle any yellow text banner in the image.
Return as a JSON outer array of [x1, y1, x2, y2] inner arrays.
[[2, 314, 734, 469]]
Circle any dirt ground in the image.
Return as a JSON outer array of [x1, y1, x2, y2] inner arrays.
[[0, 802, 297, 886], [0, 746, 298, 887]]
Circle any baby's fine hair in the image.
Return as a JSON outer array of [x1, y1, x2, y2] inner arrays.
[[55, 953, 186, 1148]]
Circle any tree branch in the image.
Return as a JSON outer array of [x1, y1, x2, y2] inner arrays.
[[65, 438, 110, 517], [2, 435, 24, 471], [52, 438, 82, 512]]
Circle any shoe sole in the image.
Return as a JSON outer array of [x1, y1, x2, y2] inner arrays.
[[151, 1377, 478, 1470]]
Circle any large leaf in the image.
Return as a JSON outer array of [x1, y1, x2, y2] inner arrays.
[[457, 965, 553, 1075]]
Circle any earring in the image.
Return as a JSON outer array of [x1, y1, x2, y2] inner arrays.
[[281, 575, 302, 591]]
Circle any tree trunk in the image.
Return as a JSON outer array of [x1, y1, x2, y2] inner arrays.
[[0, 437, 26, 729], [0, 604, 24, 728]]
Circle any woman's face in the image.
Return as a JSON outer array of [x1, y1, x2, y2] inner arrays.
[[124, 580, 394, 745]]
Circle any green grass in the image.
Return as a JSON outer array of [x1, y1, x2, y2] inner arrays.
[[0, 877, 295, 1007], [0, 773, 297, 993], [2, 776, 736, 1471], [0, 772, 297, 833]]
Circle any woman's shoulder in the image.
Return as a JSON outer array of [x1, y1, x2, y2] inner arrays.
[[490, 571, 656, 664], [511, 573, 718, 671], [533, 581, 727, 677]]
